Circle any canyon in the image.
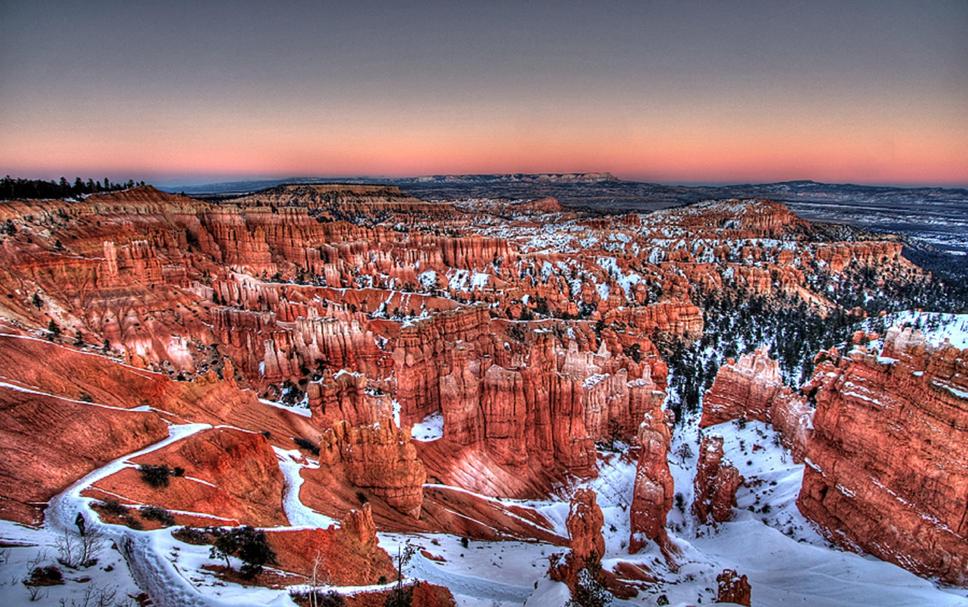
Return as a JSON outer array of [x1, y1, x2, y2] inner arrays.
[[0, 184, 964, 606]]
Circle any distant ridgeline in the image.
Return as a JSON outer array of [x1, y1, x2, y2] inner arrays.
[[0, 176, 146, 200]]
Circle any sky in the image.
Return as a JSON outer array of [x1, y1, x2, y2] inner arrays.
[[1, 0, 966, 187]]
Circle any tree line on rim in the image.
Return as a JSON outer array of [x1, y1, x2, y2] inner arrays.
[[0, 176, 145, 200]]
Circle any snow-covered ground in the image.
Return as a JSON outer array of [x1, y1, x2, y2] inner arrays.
[[0, 518, 144, 606], [3, 403, 966, 606], [661, 418, 968, 607], [383, 416, 968, 607], [874, 311, 968, 349]]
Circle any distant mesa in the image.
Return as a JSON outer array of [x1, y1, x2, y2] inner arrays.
[[408, 172, 621, 184]]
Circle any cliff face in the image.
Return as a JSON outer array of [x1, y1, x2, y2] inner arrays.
[[566, 488, 607, 564], [1, 185, 952, 603], [0, 327, 321, 526], [797, 327, 968, 585], [0, 385, 169, 525], [395, 305, 668, 493], [701, 347, 813, 461]]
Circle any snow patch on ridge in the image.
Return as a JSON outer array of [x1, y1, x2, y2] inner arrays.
[[411, 412, 444, 442]]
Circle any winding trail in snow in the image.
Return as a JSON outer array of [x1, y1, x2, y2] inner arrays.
[[43, 423, 233, 607]]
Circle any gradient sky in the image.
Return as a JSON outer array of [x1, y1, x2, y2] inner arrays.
[[1, 0, 966, 186]]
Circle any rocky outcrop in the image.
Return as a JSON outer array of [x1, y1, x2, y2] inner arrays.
[[266, 504, 395, 585], [348, 582, 457, 607], [608, 301, 704, 341], [308, 371, 393, 428], [232, 183, 458, 221], [0, 185, 949, 602], [701, 347, 812, 461], [811, 241, 907, 273], [89, 427, 288, 527], [393, 306, 495, 424], [551, 488, 640, 600], [716, 569, 751, 605], [566, 488, 606, 565], [797, 327, 968, 585], [319, 419, 427, 518], [550, 489, 606, 587], [629, 408, 674, 555], [692, 436, 743, 524], [397, 307, 667, 491]]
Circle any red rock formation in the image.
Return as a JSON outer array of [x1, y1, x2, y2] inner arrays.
[[629, 408, 674, 555], [266, 504, 394, 585], [655, 199, 806, 239], [0, 385, 169, 525], [318, 419, 426, 518], [0, 328, 322, 524], [608, 301, 704, 341], [716, 569, 751, 606], [87, 427, 288, 527], [693, 436, 743, 524], [233, 183, 457, 221], [1, 185, 949, 602], [701, 347, 812, 461], [395, 307, 667, 493], [406, 582, 459, 607], [308, 370, 392, 428], [342, 582, 457, 607], [393, 306, 495, 424], [566, 488, 606, 564], [797, 327, 968, 585], [550, 489, 605, 586], [811, 241, 908, 273], [552, 488, 638, 600]]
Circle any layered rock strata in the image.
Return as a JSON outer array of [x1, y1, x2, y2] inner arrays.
[[797, 327, 968, 585]]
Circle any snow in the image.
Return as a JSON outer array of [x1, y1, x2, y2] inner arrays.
[[378, 532, 562, 606], [653, 418, 968, 607], [274, 448, 338, 529], [418, 270, 437, 290], [37, 423, 255, 607], [259, 397, 312, 418], [0, 518, 144, 607], [876, 311, 968, 350], [471, 272, 490, 289], [0, 416, 960, 607], [0, 379, 151, 412], [525, 578, 571, 606], [410, 412, 444, 442], [933, 381, 968, 400], [369, 414, 968, 607], [596, 282, 610, 301]]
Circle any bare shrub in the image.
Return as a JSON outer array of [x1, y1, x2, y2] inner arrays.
[[56, 526, 105, 569]]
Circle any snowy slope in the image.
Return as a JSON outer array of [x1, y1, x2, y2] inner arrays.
[[2, 405, 965, 606]]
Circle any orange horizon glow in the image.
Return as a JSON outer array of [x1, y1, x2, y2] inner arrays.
[[2, 2, 966, 188], [3, 91, 966, 186], [3, 124, 965, 187]]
